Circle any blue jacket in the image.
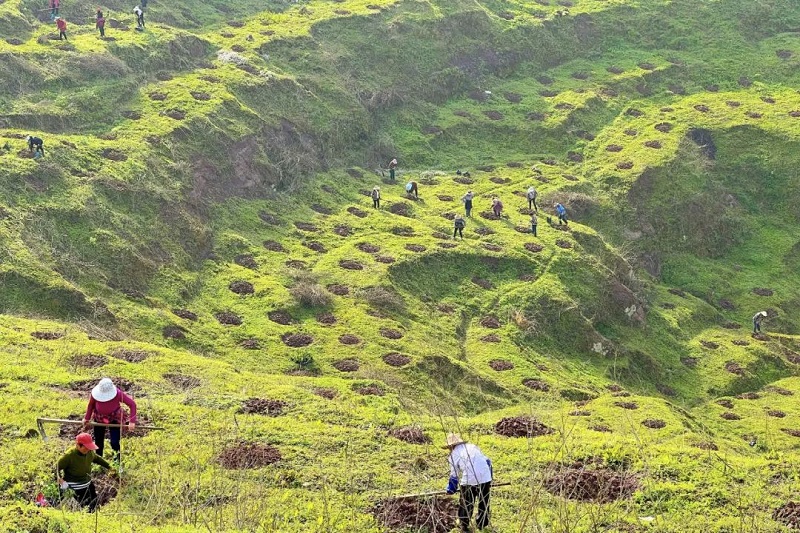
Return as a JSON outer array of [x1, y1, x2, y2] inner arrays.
[[556, 204, 566, 216]]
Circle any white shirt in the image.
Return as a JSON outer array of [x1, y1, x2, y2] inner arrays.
[[448, 443, 492, 486]]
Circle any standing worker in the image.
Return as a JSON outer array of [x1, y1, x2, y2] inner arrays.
[[526, 186, 538, 211], [406, 180, 419, 198], [530, 212, 538, 237], [491, 196, 503, 218], [49, 0, 60, 19], [461, 190, 474, 218], [388, 158, 398, 181], [554, 202, 568, 226], [753, 311, 768, 334], [133, 5, 145, 28], [96, 10, 106, 37], [371, 186, 381, 209], [443, 433, 493, 532], [453, 214, 466, 240], [83, 378, 137, 460], [56, 433, 112, 512], [26, 135, 44, 157], [55, 17, 67, 40]]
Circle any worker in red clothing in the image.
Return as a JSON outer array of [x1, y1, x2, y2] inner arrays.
[[56, 17, 67, 40], [83, 378, 137, 460], [96, 10, 106, 37]]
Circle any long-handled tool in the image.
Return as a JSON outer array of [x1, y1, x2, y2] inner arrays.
[[36, 418, 164, 441], [392, 481, 511, 500]]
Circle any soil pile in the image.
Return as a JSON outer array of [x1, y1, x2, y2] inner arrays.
[[218, 443, 281, 469], [241, 398, 287, 416], [544, 465, 638, 502], [373, 496, 458, 533], [494, 416, 553, 438], [389, 426, 431, 444]]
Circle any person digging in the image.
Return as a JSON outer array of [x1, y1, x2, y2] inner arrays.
[[554, 202, 568, 226], [453, 214, 466, 239], [56, 433, 112, 512], [406, 180, 419, 198], [444, 433, 493, 532], [26, 135, 44, 158], [83, 378, 137, 461], [753, 311, 768, 335]]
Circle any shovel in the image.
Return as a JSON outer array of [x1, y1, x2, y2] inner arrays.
[[36, 417, 164, 441], [392, 481, 511, 500]]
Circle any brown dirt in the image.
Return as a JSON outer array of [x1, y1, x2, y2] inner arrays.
[[661, 303, 676, 309], [523, 242, 544, 253], [100, 148, 128, 162], [694, 441, 719, 451], [375, 255, 397, 263], [357, 243, 380, 253], [339, 259, 364, 270], [701, 340, 719, 349], [612, 391, 631, 398], [604, 65, 625, 74], [383, 352, 411, 367], [234, 254, 258, 269], [556, 239, 572, 249], [752, 287, 774, 296], [523, 379, 550, 392], [489, 176, 511, 185], [405, 244, 427, 253], [389, 203, 413, 217], [372, 496, 457, 533], [436, 194, 455, 202], [769, 410, 787, 418], [544, 466, 639, 503], [327, 284, 350, 296], [722, 322, 741, 330], [539, 90, 559, 98], [347, 207, 368, 218], [191, 91, 211, 101], [623, 129, 638, 137], [481, 243, 502, 253], [571, 410, 591, 417], [761, 96, 776, 104], [149, 91, 167, 101], [766, 386, 794, 396], [241, 398, 287, 416], [282, 333, 313, 347], [263, 240, 286, 252], [333, 359, 360, 372], [725, 361, 745, 375], [332, 224, 353, 237], [172, 308, 198, 321], [31, 331, 65, 340], [474, 227, 496, 236], [453, 176, 474, 185], [163, 325, 187, 339], [267, 310, 293, 325], [737, 392, 760, 400], [790, 111, 800, 118], [316, 312, 337, 326], [668, 288, 687, 297], [480, 315, 501, 328], [313, 388, 338, 399], [680, 356, 698, 368], [240, 339, 260, 350], [783, 428, 800, 437], [355, 384, 385, 396], [473, 278, 494, 290], [752, 333, 769, 342], [590, 424, 612, 433], [70, 354, 108, 368], [776, 49, 793, 59], [746, 111, 762, 119], [488, 359, 514, 371], [218, 442, 281, 469], [285, 260, 308, 270], [163, 373, 201, 390], [669, 84, 686, 95], [437, 304, 455, 314], [614, 401, 639, 410], [654, 122, 673, 133], [310, 203, 333, 215], [389, 426, 431, 444], [304, 241, 327, 253], [716, 399, 734, 409], [527, 112, 546, 121], [638, 61, 656, 70], [642, 419, 666, 429], [229, 281, 255, 295], [480, 334, 501, 343], [380, 328, 404, 340], [110, 349, 149, 363], [495, 416, 553, 438], [774, 501, 800, 529], [163, 109, 186, 120], [438, 243, 457, 249], [484, 110, 504, 120], [720, 411, 742, 420], [644, 140, 663, 149], [616, 161, 634, 170], [294, 222, 318, 232], [338, 334, 361, 345], [606, 384, 623, 392], [215, 311, 242, 326], [390, 226, 415, 236]]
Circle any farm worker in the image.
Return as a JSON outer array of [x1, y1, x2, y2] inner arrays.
[[453, 214, 466, 239], [133, 5, 144, 28], [554, 202, 568, 225], [491, 196, 503, 218], [388, 158, 398, 181], [753, 311, 768, 334], [56, 433, 112, 512], [406, 181, 419, 198], [530, 213, 538, 237], [83, 378, 137, 459], [443, 433, 493, 532], [55, 17, 67, 40], [371, 186, 380, 209], [26, 135, 44, 156], [526, 186, 538, 211], [50, 0, 60, 17], [96, 10, 106, 37], [461, 190, 474, 217]]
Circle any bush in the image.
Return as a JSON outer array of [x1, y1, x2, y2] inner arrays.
[[289, 272, 331, 308], [360, 286, 406, 313]]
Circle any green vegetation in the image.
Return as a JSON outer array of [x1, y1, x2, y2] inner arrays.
[[2, 0, 800, 530]]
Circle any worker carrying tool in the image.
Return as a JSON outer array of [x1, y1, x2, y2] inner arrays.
[[83, 378, 137, 460], [443, 433, 493, 532], [56, 433, 112, 512]]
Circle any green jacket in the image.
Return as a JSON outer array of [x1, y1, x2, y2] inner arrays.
[[57, 447, 111, 483]]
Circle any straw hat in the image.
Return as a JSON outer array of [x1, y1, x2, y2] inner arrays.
[[91, 378, 118, 402], [442, 433, 466, 449]]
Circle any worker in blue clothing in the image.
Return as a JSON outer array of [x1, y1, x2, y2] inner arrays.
[[554, 202, 568, 226], [444, 433, 493, 532]]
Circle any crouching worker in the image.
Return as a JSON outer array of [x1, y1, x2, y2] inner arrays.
[[444, 433, 493, 532], [57, 433, 112, 512], [84, 377, 137, 460]]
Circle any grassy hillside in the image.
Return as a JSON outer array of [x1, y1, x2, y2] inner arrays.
[[3, 0, 800, 531]]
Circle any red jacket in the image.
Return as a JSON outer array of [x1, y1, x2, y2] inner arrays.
[[56, 19, 67, 31], [96, 17, 105, 28]]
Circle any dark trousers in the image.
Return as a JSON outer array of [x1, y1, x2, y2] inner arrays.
[[531, 224, 537, 237], [459, 482, 491, 531], [753, 321, 761, 333], [389, 168, 395, 180], [73, 483, 99, 512], [493, 207, 501, 218], [558, 214, 568, 225], [373, 198, 379, 208], [94, 425, 121, 458], [410, 184, 418, 198], [59, 30, 67, 40], [528, 197, 538, 211], [98, 26, 104, 37], [453, 227, 463, 239], [138, 14, 145, 27], [465, 202, 472, 217]]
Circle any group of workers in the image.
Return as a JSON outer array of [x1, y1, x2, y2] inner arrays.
[[49, 0, 146, 40]]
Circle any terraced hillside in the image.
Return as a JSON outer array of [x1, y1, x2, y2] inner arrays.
[[3, 0, 800, 531]]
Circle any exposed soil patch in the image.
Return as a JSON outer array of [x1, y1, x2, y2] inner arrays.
[[479, 211, 500, 221], [567, 151, 584, 163], [701, 340, 719, 349], [481, 243, 503, 253], [644, 140, 663, 149], [31, 331, 64, 340], [164, 373, 201, 390], [693, 104, 710, 113], [752, 333, 769, 342], [556, 239, 572, 249], [333, 224, 353, 236], [717, 399, 734, 409], [544, 466, 639, 503], [215, 311, 242, 326], [789, 111, 800, 118], [263, 240, 286, 252], [373, 496, 457, 533], [405, 244, 427, 253], [303, 241, 326, 253], [737, 392, 760, 400], [389, 203, 413, 217], [380, 328, 404, 340], [612, 391, 631, 398], [346, 207, 368, 219], [769, 410, 787, 418], [437, 243, 457, 249], [668, 84, 686, 95], [100, 148, 128, 162], [338, 334, 361, 345], [642, 419, 666, 429], [504, 92, 522, 104], [339, 259, 364, 270], [472, 277, 494, 290], [486, 359, 514, 373], [390, 226, 415, 236], [229, 281, 254, 295], [441, 212, 456, 221], [720, 411, 741, 421], [285, 260, 307, 270], [389, 426, 431, 444], [375, 255, 397, 263], [234, 254, 258, 269], [606, 144, 623, 152], [607, 65, 625, 74], [333, 359, 360, 372], [282, 333, 313, 347], [614, 401, 639, 410], [453, 176, 474, 185], [523, 379, 550, 392], [327, 284, 349, 296], [654, 122, 673, 133], [218, 442, 281, 469], [539, 90, 559, 98], [752, 287, 774, 296], [555, 103, 575, 110], [436, 195, 454, 202], [767, 386, 794, 396], [70, 354, 108, 368], [294, 222, 318, 232], [489, 176, 511, 184], [162, 325, 187, 339], [241, 398, 287, 416], [522, 243, 544, 254], [110, 349, 149, 363], [474, 227, 496, 236], [191, 91, 211, 101], [240, 339, 260, 350], [681, 357, 699, 368], [149, 92, 167, 101], [495, 416, 553, 438], [480, 316, 501, 329], [315, 312, 336, 326], [591, 424, 612, 433], [725, 361, 744, 375], [746, 111, 762, 119], [480, 334, 501, 343], [623, 129, 638, 137], [383, 352, 411, 367], [437, 304, 455, 314], [313, 387, 338, 399], [484, 110, 504, 120], [616, 161, 634, 170], [267, 310, 293, 325], [638, 62, 656, 70], [355, 384, 385, 396]]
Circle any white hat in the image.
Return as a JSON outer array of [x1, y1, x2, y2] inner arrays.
[[761, 311, 768, 316], [91, 378, 118, 402], [442, 433, 466, 449]]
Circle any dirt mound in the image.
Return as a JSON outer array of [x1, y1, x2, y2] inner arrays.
[[774, 502, 800, 529], [436, 194, 455, 203], [309, 203, 333, 215], [282, 333, 313, 347], [567, 151, 583, 162], [701, 340, 719, 349], [303, 241, 327, 253], [347, 207, 368, 218], [484, 110, 504, 120], [453, 176, 474, 185], [389, 426, 431, 444], [472, 278, 494, 290], [264, 310, 292, 326], [229, 281, 254, 295], [375, 255, 397, 263], [315, 312, 336, 326], [390, 226, 415, 236], [389, 203, 413, 217], [605, 144, 623, 153], [357, 243, 380, 253], [614, 402, 639, 410], [285, 260, 308, 270], [642, 419, 666, 429], [644, 140, 663, 149], [110, 349, 149, 363], [339, 259, 364, 270], [725, 361, 744, 375], [590, 425, 612, 433], [752, 333, 769, 341], [241, 398, 287, 416], [215, 311, 242, 326], [480, 316, 500, 328], [720, 412, 741, 420], [612, 391, 631, 397], [313, 388, 338, 399], [333, 359, 360, 372], [488, 359, 514, 371], [383, 353, 411, 367], [327, 284, 350, 296], [334, 224, 353, 236], [746, 111, 762, 119], [474, 227, 495, 236], [680, 356, 698, 368], [522, 243, 544, 254], [164, 373, 201, 390], [766, 386, 794, 396], [240, 339, 260, 350], [768, 410, 787, 418], [70, 354, 108, 368], [523, 378, 550, 392], [263, 240, 286, 252], [373, 496, 457, 533], [716, 399, 734, 409], [752, 287, 774, 296], [218, 442, 281, 469], [544, 466, 638, 503], [782, 428, 800, 437], [379, 328, 404, 340], [405, 244, 427, 253], [338, 334, 361, 346], [737, 392, 760, 400], [437, 304, 455, 314], [31, 331, 64, 340], [479, 211, 500, 221], [495, 416, 553, 438], [355, 384, 385, 396], [480, 334, 501, 343], [294, 222, 318, 232], [233, 254, 258, 269], [162, 325, 187, 339], [556, 239, 572, 249]]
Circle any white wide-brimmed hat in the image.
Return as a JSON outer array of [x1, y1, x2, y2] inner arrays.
[[91, 378, 118, 402], [442, 433, 466, 449]]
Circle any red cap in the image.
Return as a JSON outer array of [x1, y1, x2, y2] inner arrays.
[[76, 432, 98, 450]]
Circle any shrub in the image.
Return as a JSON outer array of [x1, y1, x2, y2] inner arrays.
[[360, 286, 406, 313], [289, 272, 331, 308]]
